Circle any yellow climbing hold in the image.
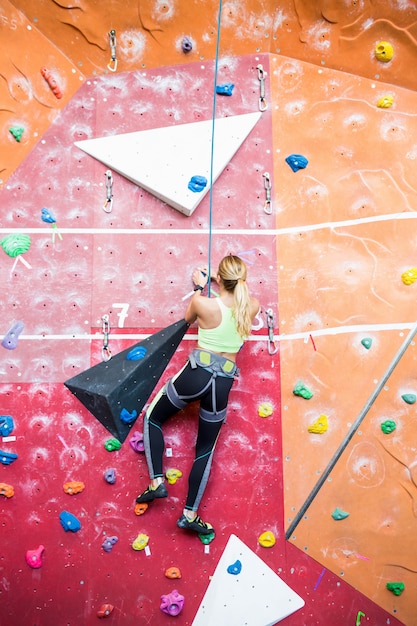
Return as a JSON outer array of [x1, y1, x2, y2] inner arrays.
[[258, 402, 273, 418], [308, 414, 328, 434], [258, 531, 276, 548], [401, 268, 417, 285], [132, 533, 149, 551], [377, 95, 394, 108], [165, 468, 182, 485], [375, 41, 394, 62]]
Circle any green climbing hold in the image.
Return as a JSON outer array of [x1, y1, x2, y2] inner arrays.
[[381, 420, 396, 434], [361, 338, 372, 349], [401, 393, 416, 405], [199, 530, 215, 545], [293, 381, 313, 399], [104, 438, 121, 451], [386, 582, 405, 596], [331, 507, 349, 521], [9, 126, 24, 142]]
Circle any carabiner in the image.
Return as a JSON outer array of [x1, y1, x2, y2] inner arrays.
[[103, 170, 113, 213], [263, 172, 272, 214], [107, 29, 118, 72], [257, 64, 268, 112], [101, 314, 112, 361], [266, 308, 278, 355]]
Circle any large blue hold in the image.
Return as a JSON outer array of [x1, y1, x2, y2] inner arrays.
[[59, 511, 81, 532], [285, 154, 308, 172], [0, 450, 18, 465], [0, 416, 14, 436]]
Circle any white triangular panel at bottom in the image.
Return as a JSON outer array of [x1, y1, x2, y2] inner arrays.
[[74, 112, 261, 216], [192, 534, 305, 626]]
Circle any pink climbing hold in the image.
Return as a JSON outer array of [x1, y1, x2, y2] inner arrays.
[[160, 589, 185, 616], [25, 545, 45, 569], [129, 431, 145, 452]]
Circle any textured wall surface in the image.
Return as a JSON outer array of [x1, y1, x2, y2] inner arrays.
[[1, 1, 417, 625]]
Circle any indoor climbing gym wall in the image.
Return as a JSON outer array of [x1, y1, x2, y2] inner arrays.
[[1, 1, 417, 625]]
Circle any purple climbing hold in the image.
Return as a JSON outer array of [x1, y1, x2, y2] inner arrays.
[[0, 416, 14, 436], [102, 536, 118, 552], [129, 431, 145, 453], [2, 321, 24, 350], [181, 36, 193, 53], [285, 154, 308, 172], [104, 468, 116, 484]]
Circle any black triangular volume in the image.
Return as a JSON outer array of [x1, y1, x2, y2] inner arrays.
[[64, 319, 189, 443]]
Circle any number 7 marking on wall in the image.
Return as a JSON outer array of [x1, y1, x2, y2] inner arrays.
[[112, 303, 129, 328]]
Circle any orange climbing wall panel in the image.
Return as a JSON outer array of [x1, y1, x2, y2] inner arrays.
[[2, 0, 417, 624]]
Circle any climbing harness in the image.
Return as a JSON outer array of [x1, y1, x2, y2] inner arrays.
[[266, 308, 278, 355], [107, 30, 117, 72], [263, 172, 272, 214], [101, 314, 112, 361], [257, 64, 268, 112], [163, 349, 238, 423], [103, 170, 113, 213]]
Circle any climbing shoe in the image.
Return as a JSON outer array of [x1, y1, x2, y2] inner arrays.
[[176, 514, 214, 535], [136, 483, 168, 503]]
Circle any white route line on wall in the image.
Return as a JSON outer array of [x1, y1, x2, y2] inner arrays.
[[2, 322, 415, 343], [0, 210, 417, 237]]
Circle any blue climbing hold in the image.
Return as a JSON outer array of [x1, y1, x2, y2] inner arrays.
[[285, 154, 308, 172], [188, 175, 207, 193], [126, 346, 147, 361], [227, 559, 242, 575], [0, 450, 18, 465], [0, 416, 14, 436], [216, 83, 234, 96], [59, 511, 81, 532], [120, 408, 138, 424], [41, 208, 57, 224]]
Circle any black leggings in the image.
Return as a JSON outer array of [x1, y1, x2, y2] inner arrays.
[[143, 361, 234, 510]]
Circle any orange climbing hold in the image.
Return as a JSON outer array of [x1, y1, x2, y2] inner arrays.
[[165, 567, 182, 579], [134, 502, 148, 516], [40, 67, 63, 99], [0, 483, 14, 498], [63, 481, 85, 495]]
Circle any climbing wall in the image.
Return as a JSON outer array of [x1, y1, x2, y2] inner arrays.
[[1, 1, 417, 625]]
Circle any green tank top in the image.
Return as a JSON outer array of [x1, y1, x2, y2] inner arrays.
[[198, 298, 244, 353]]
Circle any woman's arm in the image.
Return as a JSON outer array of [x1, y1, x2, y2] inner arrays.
[[184, 268, 208, 324]]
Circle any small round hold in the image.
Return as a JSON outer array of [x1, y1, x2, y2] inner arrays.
[[181, 36, 193, 53]]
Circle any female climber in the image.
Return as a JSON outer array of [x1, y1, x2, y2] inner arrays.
[[136, 254, 260, 535]]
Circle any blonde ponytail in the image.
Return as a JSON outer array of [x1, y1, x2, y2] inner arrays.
[[218, 255, 252, 338]]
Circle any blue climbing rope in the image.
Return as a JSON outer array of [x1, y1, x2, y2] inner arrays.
[[207, 0, 223, 296]]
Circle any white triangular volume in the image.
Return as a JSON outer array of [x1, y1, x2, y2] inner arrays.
[[74, 112, 261, 216], [192, 534, 304, 626]]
